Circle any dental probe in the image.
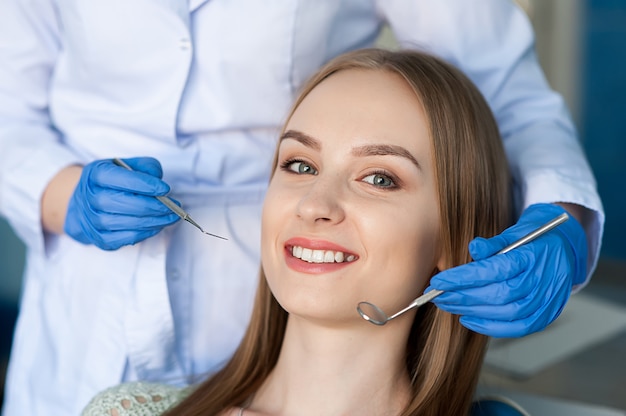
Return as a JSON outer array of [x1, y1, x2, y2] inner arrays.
[[357, 212, 569, 326], [112, 158, 228, 240]]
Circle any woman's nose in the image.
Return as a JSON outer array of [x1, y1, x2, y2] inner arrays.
[[295, 178, 345, 225]]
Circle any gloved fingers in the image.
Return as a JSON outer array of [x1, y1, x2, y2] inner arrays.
[[434, 203, 584, 338], [86, 190, 178, 217], [89, 160, 170, 196], [429, 249, 529, 291], [457, 287, 570, 338], [469, 230, 547, 261], [469, 203, 570, 261], [88, 210, 181, 232], [458, 298, 565, 338], [458, 315, 534, 338], [119, 157, 164, 178], [552, 215, 588, 286], [65, 157, 181, 250], [430, 271, 536, 308], [520, 203, 568, 225], [433, 289, 547, 321], [469, 236, 510, 261]]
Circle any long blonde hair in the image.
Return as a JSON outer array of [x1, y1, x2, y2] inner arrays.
[[168, 48, 511, 416]]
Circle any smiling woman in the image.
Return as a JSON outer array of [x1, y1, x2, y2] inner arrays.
[[263, 67, 443, 328], [82, 48, 511, 416]]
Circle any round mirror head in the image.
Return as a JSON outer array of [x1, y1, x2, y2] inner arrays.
[[356, 302, 389, 326]]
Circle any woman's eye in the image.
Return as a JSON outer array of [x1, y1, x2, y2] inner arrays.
[[362, 173, 396, 188], [283, 160, 318, 175]]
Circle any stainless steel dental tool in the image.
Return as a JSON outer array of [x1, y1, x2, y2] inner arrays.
[[357, 212, 569, 326], [112, 158, 228, 240]]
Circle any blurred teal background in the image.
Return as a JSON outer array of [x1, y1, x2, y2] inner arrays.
[[582, 0, 626, 261]]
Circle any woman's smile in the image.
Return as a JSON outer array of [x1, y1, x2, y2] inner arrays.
[[290, 246, 357, 264], [283, 237, 359, 274]]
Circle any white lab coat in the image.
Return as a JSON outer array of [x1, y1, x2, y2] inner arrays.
[[0, 0, 604, 414]]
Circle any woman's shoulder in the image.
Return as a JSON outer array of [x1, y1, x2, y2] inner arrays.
[[82, 381, 192, 416]]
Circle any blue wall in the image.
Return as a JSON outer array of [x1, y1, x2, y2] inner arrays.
[[0, 219, 24, 305], [0, 218, 23, 371], [582, 0, 626, 261]]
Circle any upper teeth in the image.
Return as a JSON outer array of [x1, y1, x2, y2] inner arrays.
[[291, 246, 356, 263]]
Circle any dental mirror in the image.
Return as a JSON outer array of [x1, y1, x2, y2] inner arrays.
[[357, 212, 569, 326]]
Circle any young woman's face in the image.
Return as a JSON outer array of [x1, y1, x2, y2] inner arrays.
[[261, 68, 443, 325]]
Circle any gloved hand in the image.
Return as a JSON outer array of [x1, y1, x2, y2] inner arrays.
[[427, 203, 588, 338], [64, 157, 181, 250]]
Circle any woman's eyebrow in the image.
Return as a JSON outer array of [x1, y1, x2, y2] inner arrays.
[[352, 144, 420, 170], [280, 130, 420, 170], [279, 129, 321, 151]]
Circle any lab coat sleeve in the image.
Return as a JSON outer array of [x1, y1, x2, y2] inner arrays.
[[0, 0, 83, 254], [377, 0, 604, 288]]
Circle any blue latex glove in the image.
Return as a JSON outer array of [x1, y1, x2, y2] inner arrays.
[[64, 157, 181, 250], [428, 203, 588, 337]]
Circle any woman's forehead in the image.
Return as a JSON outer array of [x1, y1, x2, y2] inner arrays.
[[285, 69, 431, 158]]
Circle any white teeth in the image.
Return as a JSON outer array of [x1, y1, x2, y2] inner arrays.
[[301, 248, 313, 262], [290, 245, 356, 264], [312, 250, 324, 263], [324, 251, 335, 263]]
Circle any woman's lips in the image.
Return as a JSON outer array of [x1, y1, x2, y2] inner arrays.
[[283, 237, 359, 274]]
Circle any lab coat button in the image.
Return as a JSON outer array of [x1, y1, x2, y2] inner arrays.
[[169, 269, 181, 280], [179, 38, 191, 51]]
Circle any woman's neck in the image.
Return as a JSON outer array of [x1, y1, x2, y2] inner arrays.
[[249, 317, 413, 416]]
